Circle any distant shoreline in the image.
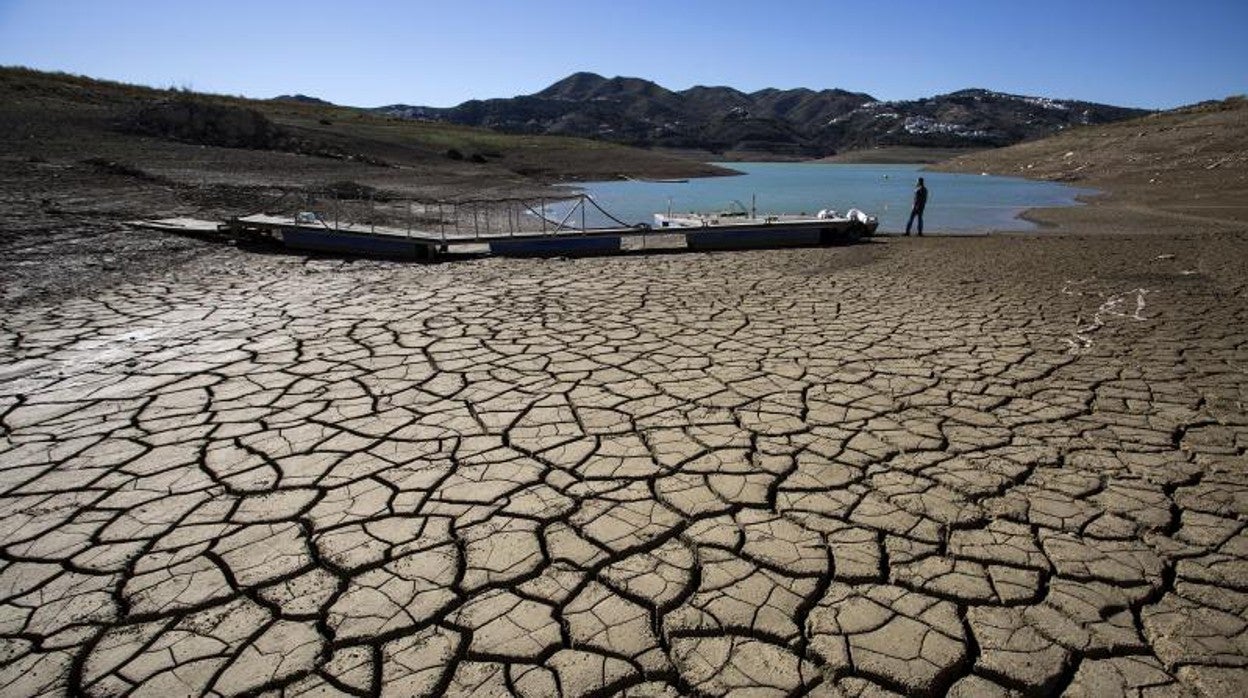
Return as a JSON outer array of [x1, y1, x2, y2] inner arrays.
[[652, 146, 989, 168]]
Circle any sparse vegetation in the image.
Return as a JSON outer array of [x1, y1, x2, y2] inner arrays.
[[80, 157, 166, 182], [322, 180, 390, 201], [121, 100, 294, 150]]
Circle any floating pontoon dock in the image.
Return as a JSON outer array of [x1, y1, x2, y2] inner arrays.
[[129, 194, 875, 260]]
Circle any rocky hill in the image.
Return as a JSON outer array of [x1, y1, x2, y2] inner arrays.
[[376, 72, 1149, 157]]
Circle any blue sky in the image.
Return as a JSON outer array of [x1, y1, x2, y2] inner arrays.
[[1, 0, 1244, 109]]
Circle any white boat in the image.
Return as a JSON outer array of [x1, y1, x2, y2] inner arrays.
[[653, 199, 878, 237]]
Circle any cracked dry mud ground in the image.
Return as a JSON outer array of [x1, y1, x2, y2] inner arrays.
[[1, 234, 1247, 697]]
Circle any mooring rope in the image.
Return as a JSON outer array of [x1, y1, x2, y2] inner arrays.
[[581, 194, 639, 228]]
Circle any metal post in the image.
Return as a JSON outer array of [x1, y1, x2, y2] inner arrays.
[[369, 192, 375, 234], [540, 198, 547, 234], [473, 205, 479, 239], [334, 192, 339, 230], [581, 195, 586, 234], [552, 200, 579, 233], [407, 200, 412, 238]]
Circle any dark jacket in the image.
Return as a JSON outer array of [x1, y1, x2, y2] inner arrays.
[[913, 184, 928, 211]]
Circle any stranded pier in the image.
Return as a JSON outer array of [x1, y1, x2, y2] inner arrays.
[[129, 193, 876, 260]]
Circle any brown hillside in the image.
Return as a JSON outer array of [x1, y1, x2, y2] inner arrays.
[[0, 67, 728, 201], [936, 97, 1248, 228]]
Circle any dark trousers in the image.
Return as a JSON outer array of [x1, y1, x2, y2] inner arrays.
[[906, 207, 924, 235]]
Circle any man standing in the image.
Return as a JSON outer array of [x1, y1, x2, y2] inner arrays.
[[906, 177, 928, 236]]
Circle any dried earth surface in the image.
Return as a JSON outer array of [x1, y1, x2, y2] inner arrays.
[[2, 77, 1248, 696], [2, 225, 1247, 696]]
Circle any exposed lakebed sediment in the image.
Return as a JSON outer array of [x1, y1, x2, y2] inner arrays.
[[1, 232, 1246, 695]]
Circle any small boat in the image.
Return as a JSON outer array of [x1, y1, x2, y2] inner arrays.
[[653, 199, 878, 236]]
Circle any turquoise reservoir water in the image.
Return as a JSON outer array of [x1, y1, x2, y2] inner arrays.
[[563, 163, 1093, 234]]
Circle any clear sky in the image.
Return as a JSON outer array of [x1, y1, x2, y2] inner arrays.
[[1, 0, 1244, 110]]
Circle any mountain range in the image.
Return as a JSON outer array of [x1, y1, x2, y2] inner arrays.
[[372, 72, 1150, 157]]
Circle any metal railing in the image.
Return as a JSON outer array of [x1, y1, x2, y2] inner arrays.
[[241, 188, 639, 243]]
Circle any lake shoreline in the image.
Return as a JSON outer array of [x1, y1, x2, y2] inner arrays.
[[567, 162, 1090, 235]]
